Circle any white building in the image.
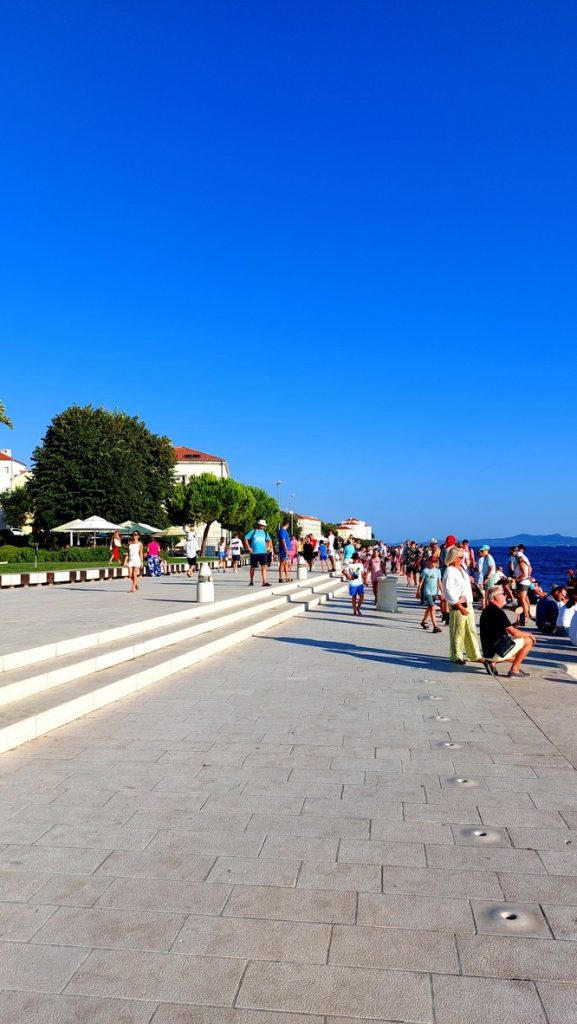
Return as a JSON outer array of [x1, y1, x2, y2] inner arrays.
[[0, 449, 27, 494], [174, 446, 230, 484], [337, 517, 373, 542], [296, 513, 322, 541]]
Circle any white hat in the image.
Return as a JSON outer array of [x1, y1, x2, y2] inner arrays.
[[257, 519, 267, 527]]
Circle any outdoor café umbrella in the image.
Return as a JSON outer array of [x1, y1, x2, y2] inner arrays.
[[51, 515, 124, 547], [118, 521, 161, 535], [155, 524, 186, 552]]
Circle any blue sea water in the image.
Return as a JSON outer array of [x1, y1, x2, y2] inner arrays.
[[482, 546, 577, 593]]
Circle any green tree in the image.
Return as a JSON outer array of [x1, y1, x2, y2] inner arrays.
[[31, 405, 175, 530], [0, 481, 33, 530], [164, 482, 190, 527], [0, 400, 13, 429], [244, 485, 281, 537], [219, 480, 256, 534], [180, 472, 224, 554]]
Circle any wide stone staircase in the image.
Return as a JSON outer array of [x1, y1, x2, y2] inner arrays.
[[0, 574, 346, 754]]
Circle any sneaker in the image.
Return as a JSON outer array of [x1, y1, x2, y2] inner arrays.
[[508, 669, 530, 678], [262, 582, 272, 587]]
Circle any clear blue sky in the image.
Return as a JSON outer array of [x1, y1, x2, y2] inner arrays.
[[1, 1, 576, 539]]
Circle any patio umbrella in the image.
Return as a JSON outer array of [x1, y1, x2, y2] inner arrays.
[[155, 524, 186, 552], [50, 518, 85, 533], [118, 521, 160, 535]]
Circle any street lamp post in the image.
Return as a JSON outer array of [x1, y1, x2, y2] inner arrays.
[[276, 480, 283, 508], [289, 493, 295, 534]]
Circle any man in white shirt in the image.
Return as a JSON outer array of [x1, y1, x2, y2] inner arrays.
[[185, 530, 199, 577], [443, 546, 482, 665]]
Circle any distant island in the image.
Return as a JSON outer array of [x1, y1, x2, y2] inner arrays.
[[469, 533, 577, 548]]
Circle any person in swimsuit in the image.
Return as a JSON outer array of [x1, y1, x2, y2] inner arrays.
[[125, 531, 143, 593]]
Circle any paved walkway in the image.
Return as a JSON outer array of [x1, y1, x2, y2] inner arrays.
[[0, 566, 301, 656], [0, 582, 576, 1022]]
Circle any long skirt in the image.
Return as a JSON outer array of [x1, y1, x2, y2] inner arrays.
[[449, 606, 481, 663]]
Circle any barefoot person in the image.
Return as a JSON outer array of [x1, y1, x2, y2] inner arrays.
[[124, 531, 143, 593], [343, 551, 368, 616], [480, 585, 536, 677]]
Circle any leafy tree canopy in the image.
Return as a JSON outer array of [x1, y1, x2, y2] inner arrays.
[[0, 400, 13, 429], [31, 405, 175, 530], [0, 481, 33, 531]]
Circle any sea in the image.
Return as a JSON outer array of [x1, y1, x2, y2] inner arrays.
[[478, 546, 577, 593]]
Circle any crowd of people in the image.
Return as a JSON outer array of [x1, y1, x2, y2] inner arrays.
[[338, 536, 577, 676]]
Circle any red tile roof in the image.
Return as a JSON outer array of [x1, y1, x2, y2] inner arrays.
[[0, 452, 25, 464], [296, 513, 321, 521], [174, 446, 226, 462]]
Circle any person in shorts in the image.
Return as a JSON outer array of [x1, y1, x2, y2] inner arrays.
[[185, 530, 198, 577], [343, 552, 368, 616], [277, 519, 292, 583], [480, 585, 535, 678], [244, 518, 272, 587], [416, 556, 443, 632], [230, 532, 243, 573]]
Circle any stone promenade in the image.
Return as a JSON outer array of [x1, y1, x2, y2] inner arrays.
[[0, 580, 577, 1022]]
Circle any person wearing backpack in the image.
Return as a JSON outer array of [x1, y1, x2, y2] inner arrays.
[[244, 518, 273, 587]]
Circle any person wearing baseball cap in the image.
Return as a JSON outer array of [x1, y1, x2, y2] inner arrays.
[[244, 518, 273, 587]]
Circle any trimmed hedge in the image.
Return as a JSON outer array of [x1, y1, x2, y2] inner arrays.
[[0, 545, 117, 564]]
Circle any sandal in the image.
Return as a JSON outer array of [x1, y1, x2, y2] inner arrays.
[[420, 622, 428, 630], [433, 627, 442, 633]]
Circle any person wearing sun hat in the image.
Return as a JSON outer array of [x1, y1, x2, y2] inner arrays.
[[442, 545, 483, 665], [244, 518, 273, 587]]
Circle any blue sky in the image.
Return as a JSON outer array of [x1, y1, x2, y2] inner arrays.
[[1, 1, 576, 539]]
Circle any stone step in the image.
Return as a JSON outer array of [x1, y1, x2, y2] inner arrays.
[[0, 573, 337, 673], [0, 579, 347, 754], [0, 577, 342, 709]]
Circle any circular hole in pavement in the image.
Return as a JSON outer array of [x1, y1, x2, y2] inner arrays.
[[500, 912, 518, 921], [456, 778, 468, 784], [435, 716, 450, 721], [473, 830, 488, 837], [444, 742, 456, 747]]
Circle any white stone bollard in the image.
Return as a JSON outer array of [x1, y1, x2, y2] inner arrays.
[[297, 556, 308, 581], [196, 562, 214, 603], [377, 575, 398, 612], [333, 556, 342, 573]]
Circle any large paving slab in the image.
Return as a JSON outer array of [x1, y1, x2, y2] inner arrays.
[[0, 578, 575, 1020]]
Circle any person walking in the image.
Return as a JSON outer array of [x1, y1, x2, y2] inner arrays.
[[327, 530, 337, 571], [108, 529, 122, 564], [185, 529, 199, 577], [367, 548, 384, 603], [244, 518, 273, 587], [443, 546, 482, 665], [230, 532, 243, 573], [277, 519, 292, 582], [146, 536, 163, 577], [302, 534, 318, 572], [124, 530, 143, 593], [217, 536, 227, 573], [480, 585, 536, 677], [343, 551, 368, 616], [416, 555, 443, 632]]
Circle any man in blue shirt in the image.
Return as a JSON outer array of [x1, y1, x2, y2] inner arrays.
[[277, 519, 292, 583], [244, 518, 273, 587]]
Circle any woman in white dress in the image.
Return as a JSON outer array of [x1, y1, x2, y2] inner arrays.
[[125, 531, 143, 593]]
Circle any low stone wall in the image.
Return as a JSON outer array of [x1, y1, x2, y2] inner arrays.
[[0, 557, 251, 589]]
